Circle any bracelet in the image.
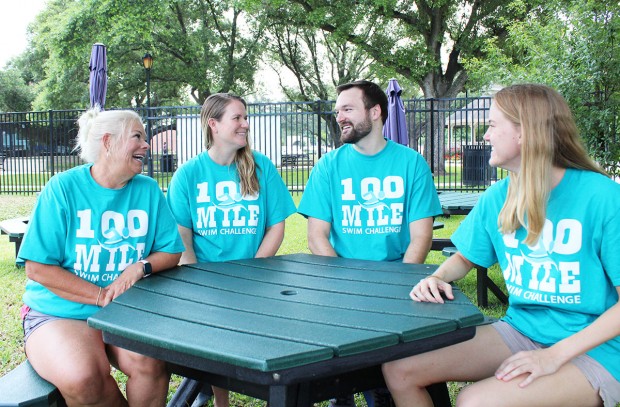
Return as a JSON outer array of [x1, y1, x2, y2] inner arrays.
[[95, 286, 103, 307]]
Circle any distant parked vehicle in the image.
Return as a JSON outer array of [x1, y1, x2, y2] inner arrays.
[[1, 131, 29, 156]]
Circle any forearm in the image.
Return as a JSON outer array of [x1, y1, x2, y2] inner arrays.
[[307, 235, 337, 257], [142, 251, 181, 274], [178, 225, 197, 265], [25, 260, 101, 305], [403, 218, 433, 264], [307, 217, 337, 257], [255, 222, 285, 258], [549, 290, 620, 364], [402, 238, 432, 263], [432, 252, 475, 282]]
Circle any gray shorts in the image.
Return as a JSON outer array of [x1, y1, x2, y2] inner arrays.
[[22, 306, 64, 344], [493, 320, 620, 407]]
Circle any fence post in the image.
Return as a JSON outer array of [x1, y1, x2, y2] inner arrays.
[[315, 99, 322, 160], [146, 106, 154, 178], [48, 110, 55, 175], [429, 99, 435, 175]]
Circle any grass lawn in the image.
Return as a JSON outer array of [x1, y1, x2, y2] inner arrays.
[[0, 193, 508, 406]]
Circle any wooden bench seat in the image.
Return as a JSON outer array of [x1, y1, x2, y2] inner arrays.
[[0, 217, 29, 258], [0, 360, 64, 407]]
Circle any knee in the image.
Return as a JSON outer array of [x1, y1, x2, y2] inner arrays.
[[59, 368, 115, 404], [124, 353, 167, 378], [382, 357, 423, 393], [455, 385, 486, 407]]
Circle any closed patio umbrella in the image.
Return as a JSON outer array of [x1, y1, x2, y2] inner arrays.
[[382, 78, 409, 146], [89, 43, 107, 109]]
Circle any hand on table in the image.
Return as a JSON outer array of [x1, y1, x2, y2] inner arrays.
[[99, 263, 144, 306], [410, 275, 454, 303], [495, 348, 564, 387]]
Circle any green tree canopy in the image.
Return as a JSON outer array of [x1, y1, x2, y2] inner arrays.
[[25, 0, 265, 110], [466, 0, 620, 175], [0, 68, 34, 112], [256, 0, 543, 98]]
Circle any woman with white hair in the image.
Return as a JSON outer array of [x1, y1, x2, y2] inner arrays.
[[18, 108, 185, 406], [383, 84, 620, 407]]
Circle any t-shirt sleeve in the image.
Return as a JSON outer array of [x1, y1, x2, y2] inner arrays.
[[166, 165, 193, 229], [297, 158, 333, 222], [406, 156, 442, 222], [260, 156, 297, 227], [152, 186, 185, 254], [601, 210, 620, 286], [451, 191, 499, 268], [17, 177, 68, 266]]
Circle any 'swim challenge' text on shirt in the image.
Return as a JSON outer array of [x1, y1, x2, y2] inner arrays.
[[340, 176, 405, 235], [503, 219, 582, 305], [73, 209, 148, 282], [194, 180, 259, 237]]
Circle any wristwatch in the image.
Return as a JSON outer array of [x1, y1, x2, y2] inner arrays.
[[138, 259, 152, 278]]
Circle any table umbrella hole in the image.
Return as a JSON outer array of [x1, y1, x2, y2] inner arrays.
[[280, 290, 298, 296]]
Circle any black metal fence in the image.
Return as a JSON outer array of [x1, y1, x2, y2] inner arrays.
[[0, 97, 503, 195]]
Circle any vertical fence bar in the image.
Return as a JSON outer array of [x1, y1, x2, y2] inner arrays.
[[316, 100, 323, 161]]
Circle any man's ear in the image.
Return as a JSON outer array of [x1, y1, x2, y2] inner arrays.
[[371, 104, 382, 122]]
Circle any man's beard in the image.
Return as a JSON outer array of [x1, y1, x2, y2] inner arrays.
[[340, 116, 372, 144]]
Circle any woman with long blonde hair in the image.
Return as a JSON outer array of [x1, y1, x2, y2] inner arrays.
[[167, 93, 296, 407], [383, 84, 620, 407]]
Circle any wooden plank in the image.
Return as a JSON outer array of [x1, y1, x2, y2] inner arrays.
[[192, 257, 435, 285], [160, 266, 483, 328], [113, 288, 399, 357], [272, 253, 437, 275], [88, 303, 334, 372], [132, 277, 458, 342]]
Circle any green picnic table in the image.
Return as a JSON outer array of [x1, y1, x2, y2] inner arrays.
[[437, 191, 481, 216], [88, 253, 485, 407]]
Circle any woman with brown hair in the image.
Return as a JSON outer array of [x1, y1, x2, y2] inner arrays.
[[166, 93, 296, 406], [383, 84, 620, 407]]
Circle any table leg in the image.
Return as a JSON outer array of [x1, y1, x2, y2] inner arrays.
[[427, 382, 451, 407], [167, 378, 202, 407], [269, 384, 311, 407]]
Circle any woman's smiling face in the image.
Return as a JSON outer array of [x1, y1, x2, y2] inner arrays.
[[484, 102, 522, 172], [209, 99, 249, 151], [113, 120, 149, 179]]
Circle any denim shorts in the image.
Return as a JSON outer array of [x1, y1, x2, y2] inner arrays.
[[493, 320, 620, 407], [21, 305, 63, 344]]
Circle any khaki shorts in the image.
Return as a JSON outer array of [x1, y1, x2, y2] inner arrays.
[[493, 320, 620, 407]]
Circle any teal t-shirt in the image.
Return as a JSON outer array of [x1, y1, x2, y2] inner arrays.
[[452, 168, 620, 381], [18, 164, 185, 320], [166, 151, 296, 262], [298, 140, 442, 261]]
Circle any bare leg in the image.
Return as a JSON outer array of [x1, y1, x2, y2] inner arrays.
[[109, 345, 169, 407], [212, 386, 230, 407], [456, 362, 601, 407], [25, 319, 127, 407], [382, 325, 512, 407]]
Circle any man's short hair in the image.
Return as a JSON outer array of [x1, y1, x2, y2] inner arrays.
[[336, 80, 388, 124]]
